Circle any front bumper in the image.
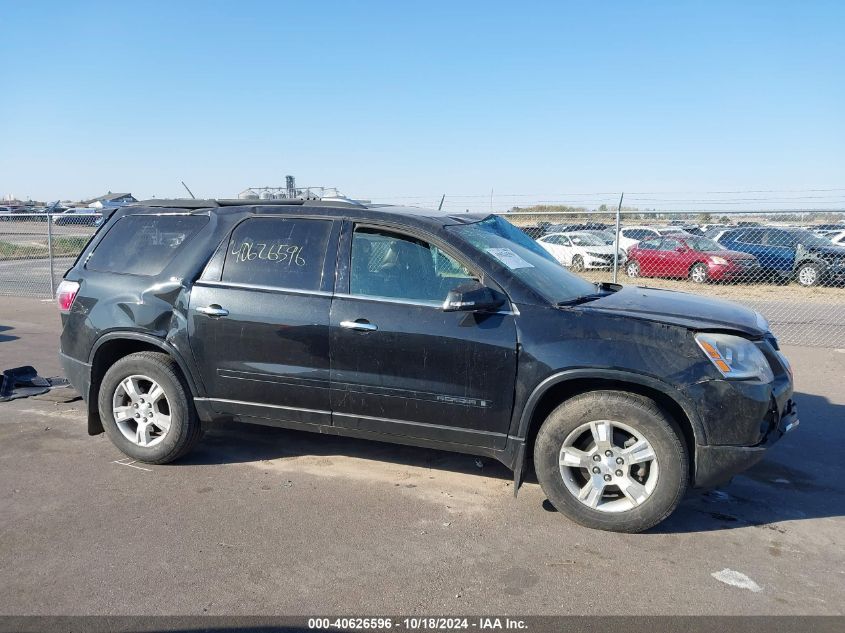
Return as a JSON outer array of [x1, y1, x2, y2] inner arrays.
[[693, 397, 799, 488]]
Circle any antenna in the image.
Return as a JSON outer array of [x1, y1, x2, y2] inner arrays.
[[438, 194, 446, 211], [181, 181, 196, 199]]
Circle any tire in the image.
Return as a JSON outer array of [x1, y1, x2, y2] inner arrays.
[[689, 262, 709, 284], [571, 255, 585, 272], [533, 390, 688, 533], [796, 262, 820, 287], [625, 260, 640, 278], [98, 351, 203, 464]]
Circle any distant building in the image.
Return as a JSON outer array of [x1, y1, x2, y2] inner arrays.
[[84, 192, 137, 209]]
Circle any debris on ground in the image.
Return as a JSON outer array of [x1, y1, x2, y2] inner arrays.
[[0, 366, 71, 402]]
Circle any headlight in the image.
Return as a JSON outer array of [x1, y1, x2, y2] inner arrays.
[[694, 333, 774, 381], [710, 256, 729, 265]]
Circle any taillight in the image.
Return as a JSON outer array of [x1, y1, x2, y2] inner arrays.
[[56, 280, 80, 313]]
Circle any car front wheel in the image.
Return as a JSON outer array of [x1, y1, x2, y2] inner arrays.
[[797, 262, 820, 287], [689, 262, 709, 284], [534, 390, 688, 533], [626, 260, 640, 278], [98, 351, 203, 464]]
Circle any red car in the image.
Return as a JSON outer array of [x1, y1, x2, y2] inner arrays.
[[625, 235, 760, 283]]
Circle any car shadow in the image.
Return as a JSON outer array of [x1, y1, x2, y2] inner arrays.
[[179, 391, 843, 533], [651, 390, 845, 533], [0, 324, 19, 343], [181, 420, 516, 483]]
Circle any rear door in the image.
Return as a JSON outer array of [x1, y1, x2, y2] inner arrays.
[[329, 223, 518, 449], [188, 216, 339, 426], [761, 229, 797, 272]]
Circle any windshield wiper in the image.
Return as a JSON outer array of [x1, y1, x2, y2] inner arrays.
[[556, 292, 610, 306], [556, 282, 622, 307]]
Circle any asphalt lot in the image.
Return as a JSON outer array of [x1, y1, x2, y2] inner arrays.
[[0, 297, 843, 615]]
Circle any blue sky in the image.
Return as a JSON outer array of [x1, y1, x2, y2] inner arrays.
[[1, 0, 843, 211]]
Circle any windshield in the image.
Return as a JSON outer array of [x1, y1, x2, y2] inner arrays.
[[588, 230, 616, 244], [568, 232, 606, 247], [447, 215, 597, 303], [686, 237, 725, 251]]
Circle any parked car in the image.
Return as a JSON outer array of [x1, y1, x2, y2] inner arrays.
[[626, 235, 760, 283], [584, 229, 618, 245], [54, 208, 101, 226], [717, 227, 845, 287], [515, 224, 548, 239], [617, 226, 690, 253], [546, 222, 610, 234], [0, 206, 12, 222], [821, 229, 845, 246], [57, 199, 797, 533], [536, 231, 626, 271]]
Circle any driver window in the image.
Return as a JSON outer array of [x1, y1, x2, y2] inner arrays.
[[659, 238, 683, 251], [350, 227, 475, 302]]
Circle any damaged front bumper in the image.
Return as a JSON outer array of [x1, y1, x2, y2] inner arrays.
[[693, 398, 799, 489]]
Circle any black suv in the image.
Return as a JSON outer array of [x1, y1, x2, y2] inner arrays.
[[57, 200, 798, 532]]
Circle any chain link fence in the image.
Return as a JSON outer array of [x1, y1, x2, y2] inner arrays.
[[0, 213, 100, 297], [503, 210, 845, 348], [2, 209, 844, 348]]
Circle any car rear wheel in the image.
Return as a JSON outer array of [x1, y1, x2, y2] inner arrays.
[[625, 260, 640, 278], [571, 255, 585, 272], [797, 262, 820, 287], [533, 390, 688, 533], [98, 351, 203, 464], [689, 262, 709, 284]]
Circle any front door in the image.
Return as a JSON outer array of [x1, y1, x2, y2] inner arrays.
[[329, 224, 518, 449], [188, 216, 339, 426]]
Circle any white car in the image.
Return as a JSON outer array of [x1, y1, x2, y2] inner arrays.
[[617, 226, 690, 253], [537, 231, 626, 271], [821, 229, 845, 246]]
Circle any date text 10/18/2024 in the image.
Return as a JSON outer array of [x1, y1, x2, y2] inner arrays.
[[307, 617, 528, 631]]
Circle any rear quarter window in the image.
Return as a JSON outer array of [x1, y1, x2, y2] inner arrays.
[[86, 215, 207, 276]]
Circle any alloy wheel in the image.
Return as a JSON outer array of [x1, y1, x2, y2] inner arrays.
[[798, 265, 818, 287], [558, 419, 659, 513], [112, 375, 172, 447]]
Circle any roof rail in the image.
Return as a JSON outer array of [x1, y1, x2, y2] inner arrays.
[[132, 197, 366, 209]]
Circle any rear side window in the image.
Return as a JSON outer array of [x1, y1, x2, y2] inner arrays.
[[86, 215, 207, 276], [221, 217, 333, 290]]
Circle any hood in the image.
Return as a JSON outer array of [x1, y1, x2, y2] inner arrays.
[[580, 286, 765, 336], [800, 244, 845, 257]]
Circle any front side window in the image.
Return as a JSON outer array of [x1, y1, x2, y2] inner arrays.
[[221, 217, 333, 290], [350, 227, 476, 302], [637, 238, 661, 250], [86, 214, 207, 276], [447, 215, 596, 304], [568, 233, 605, 247], [659, 238, 683, 251]]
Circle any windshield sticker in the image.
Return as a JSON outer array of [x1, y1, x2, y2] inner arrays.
[[485, 248, 534, 269]]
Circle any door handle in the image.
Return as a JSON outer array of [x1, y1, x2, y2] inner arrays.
[[340, 320, 377, 332], [196, 305, 229, 317]]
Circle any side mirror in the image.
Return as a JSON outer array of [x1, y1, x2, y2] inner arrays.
[[443, 281, 505, 313], [676, 246, 686, 252]]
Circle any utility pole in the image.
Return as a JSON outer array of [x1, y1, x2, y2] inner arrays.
[[612, 192, 624, 284]]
